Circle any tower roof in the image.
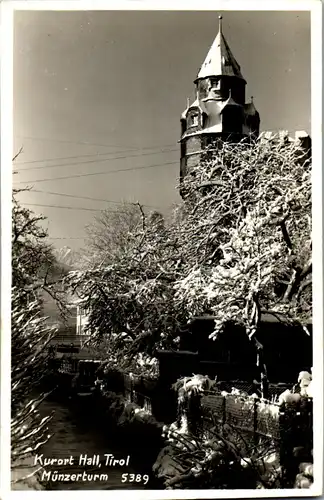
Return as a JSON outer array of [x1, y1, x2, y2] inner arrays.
[[196, 16, 245, 82]]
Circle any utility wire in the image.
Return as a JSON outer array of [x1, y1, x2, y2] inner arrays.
[[28, 188, 157, 208], [14, 142, 178, 166], [14, 160, 178, 185], [14, 134, 142, 151], [15, 147, 178, 172], [22, 203, 127, 213], [47, 237, 86, 240]]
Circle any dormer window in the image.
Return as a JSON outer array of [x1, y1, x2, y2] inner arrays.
[[189, 114, 199, 127], [192, 115, 199, 126]]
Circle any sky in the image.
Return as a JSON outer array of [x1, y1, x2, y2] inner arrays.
[[13, 9, 311, 251]]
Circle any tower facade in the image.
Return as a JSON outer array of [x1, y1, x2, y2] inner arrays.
[[180, 16, 260, 182]]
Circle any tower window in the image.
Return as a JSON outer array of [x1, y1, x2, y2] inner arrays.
[[210, 78, 221, 90], [189, 114, 199, 127]]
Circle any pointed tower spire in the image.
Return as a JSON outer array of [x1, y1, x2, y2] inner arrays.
[[196, 15, 245, 81]]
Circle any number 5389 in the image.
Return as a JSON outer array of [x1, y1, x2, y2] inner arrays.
[[121, 473, 149, 485]]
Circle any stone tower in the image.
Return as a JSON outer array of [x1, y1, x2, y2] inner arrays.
[[180, 16, 260, 183]]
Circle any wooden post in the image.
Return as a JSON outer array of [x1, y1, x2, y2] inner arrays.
[[261, 371, 269, 400], [222, 396, 226, 425], [279, 403, 290, 486], [130, 378, 133, 403], [257, 346, 269, 400], [253, 397, 258, 447]]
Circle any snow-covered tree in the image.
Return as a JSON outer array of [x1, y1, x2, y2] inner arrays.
[[11, 189, 68, 465], [175, 135, 311, 334], [67, 204, 185, 365], [68, 135, 311, 389], [80, 202, 146, 268]]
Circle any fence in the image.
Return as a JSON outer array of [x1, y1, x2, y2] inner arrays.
[[200, 392, 281, 451], [100, 365, 313, 486], [54, 356, 79, 374], [123, 373, 154, 414], [103, 369, 312, 462], [52, 356, 101, 381], [197, 389, 313, 486], [114, 372, 295, 434], [103, 372, 175, 423]]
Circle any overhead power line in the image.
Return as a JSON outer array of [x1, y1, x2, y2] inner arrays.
[[15, 147, 178, 172], [14, 134, 142, 151], [22, 202, 120, 213], [14, 160, 178, 185], [14, 142, 178, 167], [47, 237, 85, 240], [29, 188, 157, 208]]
